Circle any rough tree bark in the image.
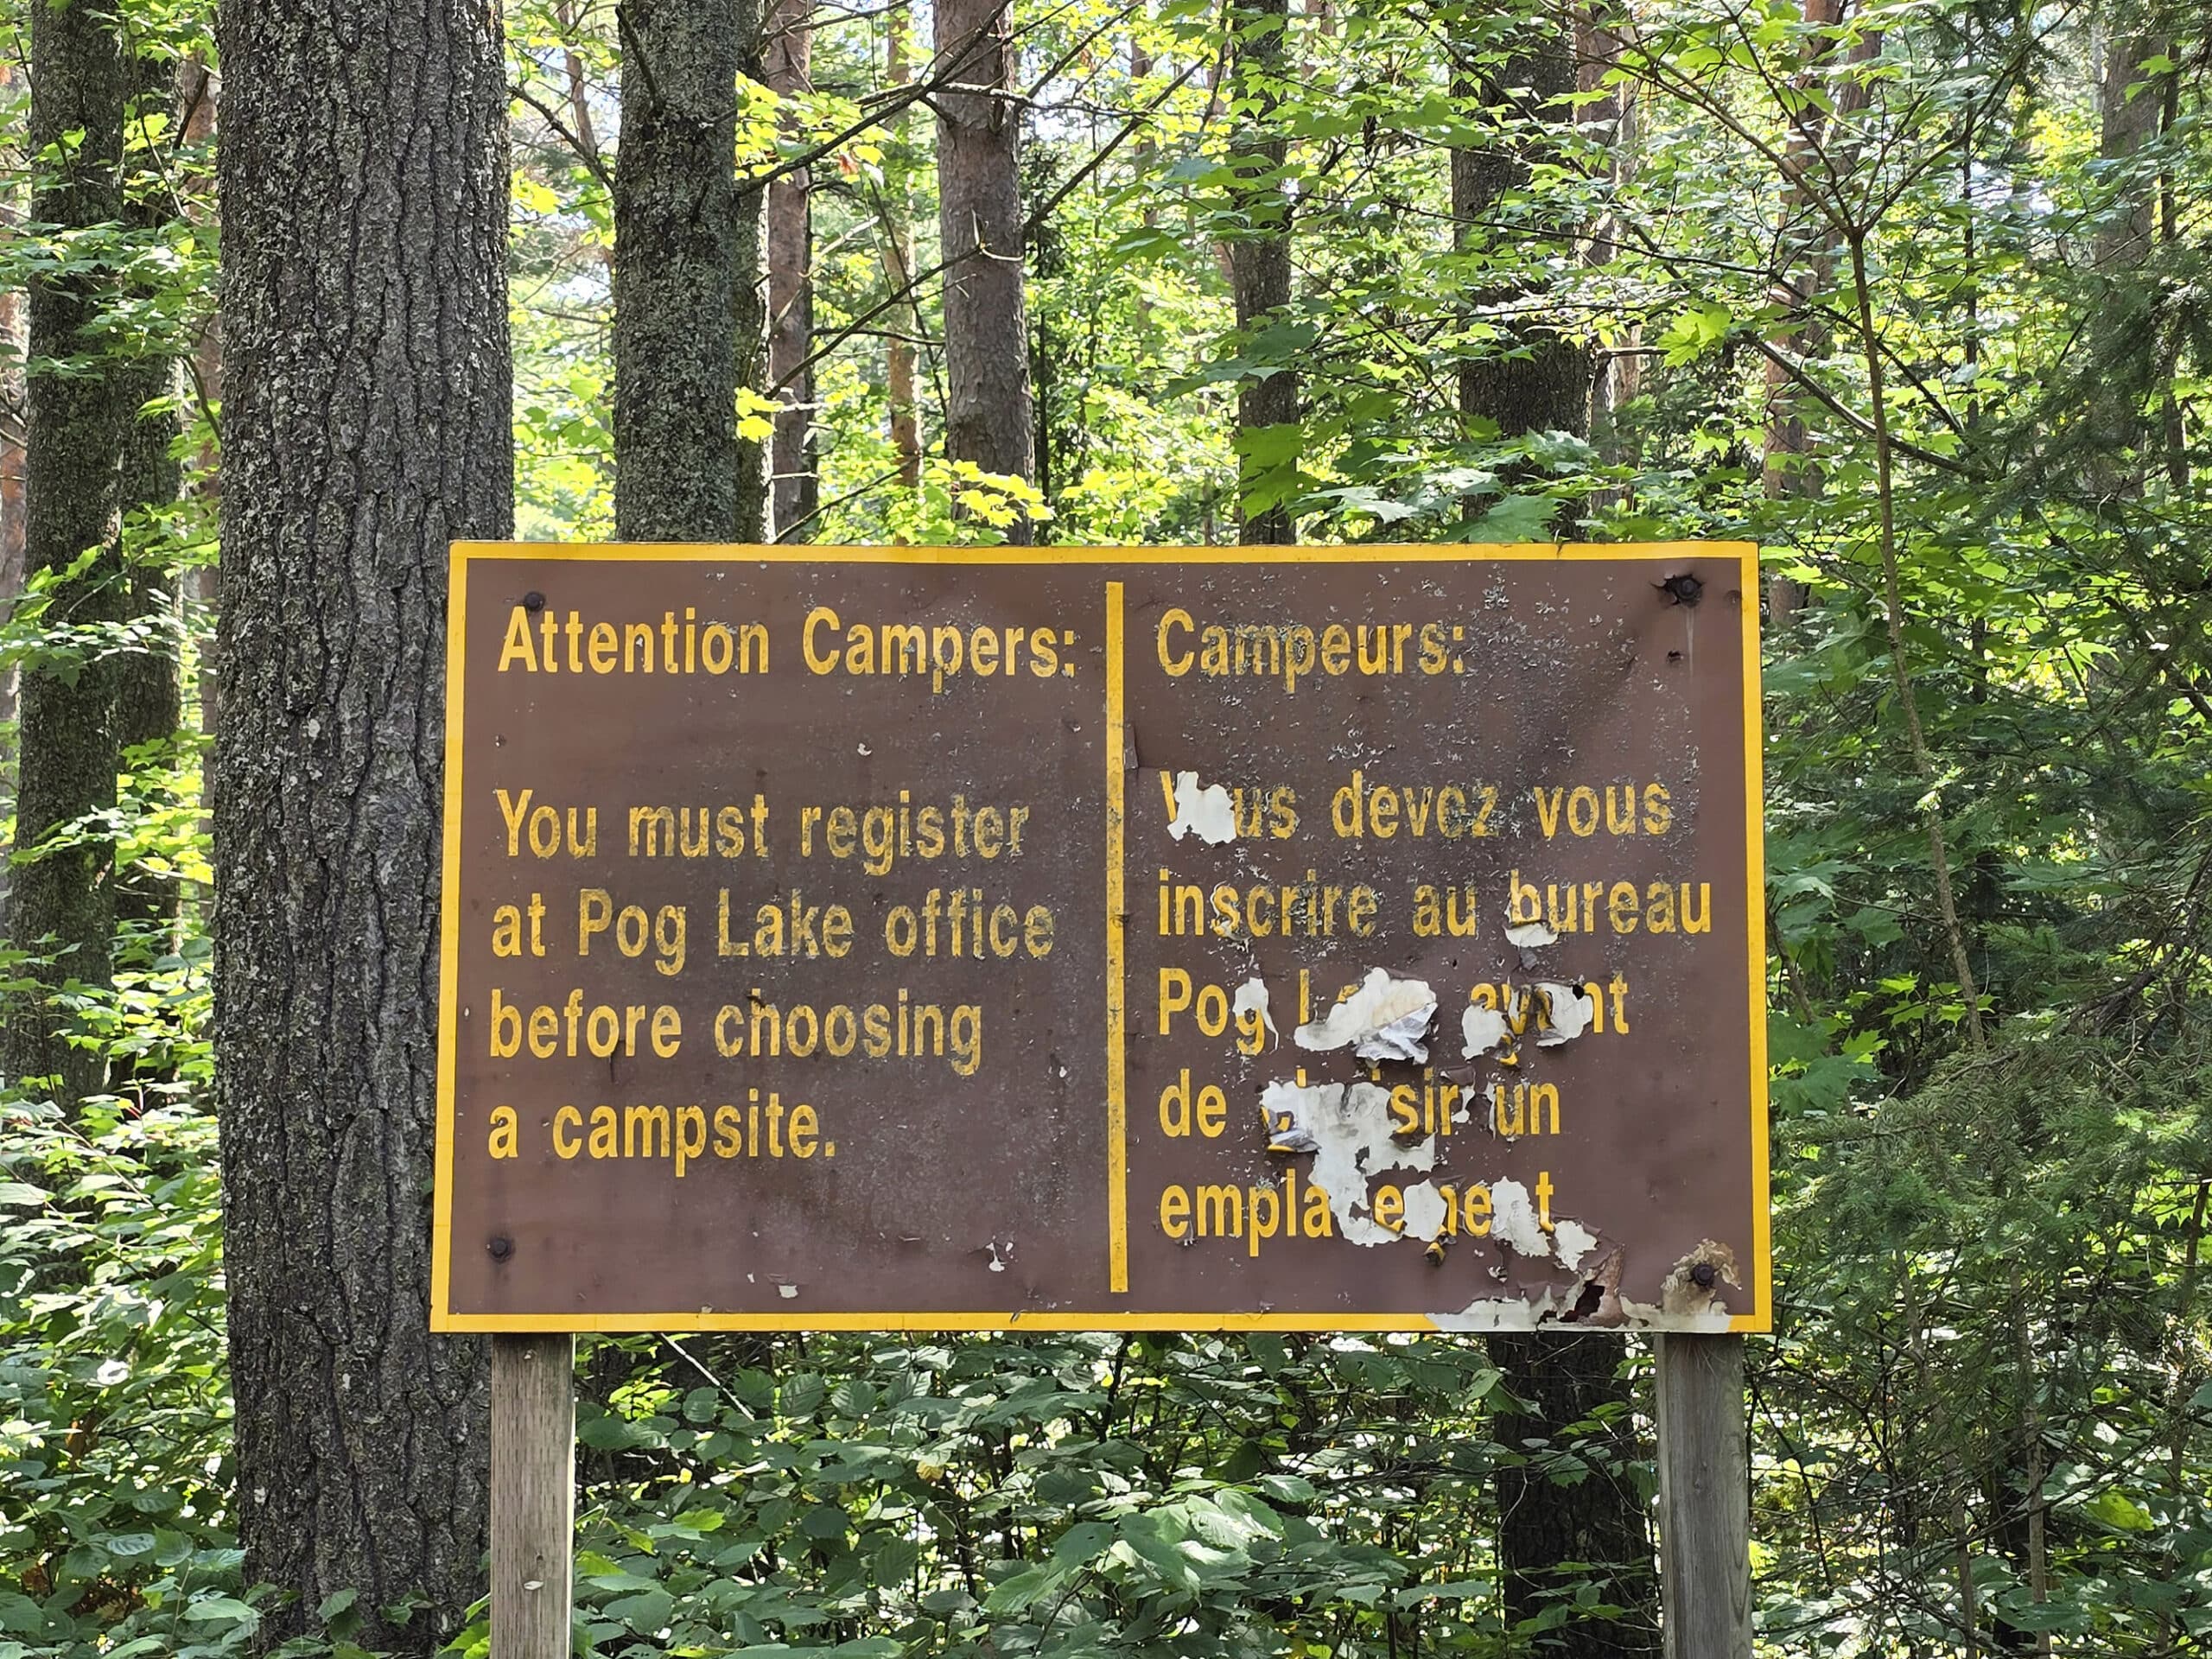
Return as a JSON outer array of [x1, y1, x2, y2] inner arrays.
[[5, 0, 130, 1098], [614, 0, 743, 541], [1227, 0, 1295, 544], [214, 0, 512, 1648], [766, 0, 819, 536], [2095, 17, 2168, 276], [1453, 16, 1656, 1655], [1491, 1334, 1657, 1654], [934, 0, 1036, 518], [2088, 14, 2172, 495], [1451, 29, 1586, 447]]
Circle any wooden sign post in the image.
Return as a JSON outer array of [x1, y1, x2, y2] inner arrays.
[[1656, 1333, 1752, 1658], [433, 541, 1769, 1655], [489, 1334, 575, 1659]]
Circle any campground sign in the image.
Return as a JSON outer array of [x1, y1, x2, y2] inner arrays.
[[432, 543, 1769, 1333]]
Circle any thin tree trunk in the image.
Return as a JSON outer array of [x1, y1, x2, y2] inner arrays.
[[733, 50, 771, 543], [1228, 0, 1294, 544], [112, 48, 188, 952], [1846, 226, 1986, 1051], [213, 0, 512, 1645], [1128, 30, 1157, 339], [1761, 0, 1877, 624], [766, 0, 818, 537], [883, 0, 922, 491], [0, 56, 29, 934], [614, 0, 743, 541], [934, 0, 1036, 521], [5, 0, 130, 1099], [182, 60, 222, 742], [1580, 1, 1638, 518], [0, 280, 22, 713], [557, 1, 606, 175]]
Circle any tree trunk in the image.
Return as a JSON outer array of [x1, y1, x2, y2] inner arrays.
[[110, 385, 182, 949], [883, 0, 922, 491], [2095, 25, 2167, 276], [1580, 2, 1639, 516], [1450, 31, 1586, 448], [5, 0, 130, 1099], [1760, 0, 1876, 625], [732, 3, 771, 543], [766, 0, 818, 537], [213, 0, 512, 1647], [1490, 1332, 1657, 1653], [1228, 0, 1295, 545], [934, 0, 1036, 519], [2087, 24, 2171, 500], [112, 50, 188, 952], [1452, 17, 1654, 1655], [614, 0, 744, 542], [0, 279, 22, 721], [182, 60, 223, 742], [0, 57, 29, 933]]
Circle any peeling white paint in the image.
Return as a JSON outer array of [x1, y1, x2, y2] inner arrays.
[[1533, 982, 1595, 1046], [1422, 1237, 1740, 1332], [1505, 921, 1557, 949], [1554, 1218, 1599, 1272], [1233, 976, 1278, 1046], [1461, 1004, 1510, 1059], [1259, 1077, 1439, 1245], [1166, 770, 1237, 843], [1261, 1090, 1319, 1153], [1399, 1180, 1450, 1242], [777, 1283, 799, 1300], [1490, 1179, 1551, 1257], [1617, 1297, 1733, 1332], [1429, 1286, 1566, 1331], [1295, 968, 1437, 1062]]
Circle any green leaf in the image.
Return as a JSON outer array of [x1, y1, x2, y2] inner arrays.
[[2082, 1488, 2156, 1532], [1465, 493, 1556, 543], [1050, 1521, 1117, 1566], [605, 1587, 674, 1632], [1658, 300, 1732, 365], [181, 1596, 260, 1624], [0, 1596, 48, 1637]]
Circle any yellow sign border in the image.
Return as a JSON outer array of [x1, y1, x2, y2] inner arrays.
[[433, 541, 1770, 1335]]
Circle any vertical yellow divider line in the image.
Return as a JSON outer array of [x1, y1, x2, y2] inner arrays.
[[1104, 581, 1129, 1294]]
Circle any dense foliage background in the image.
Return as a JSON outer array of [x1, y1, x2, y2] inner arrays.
[[3, 0, 2211, 1653]]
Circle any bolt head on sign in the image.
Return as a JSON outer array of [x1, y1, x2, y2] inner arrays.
[[432, 543, 1770, 1335]]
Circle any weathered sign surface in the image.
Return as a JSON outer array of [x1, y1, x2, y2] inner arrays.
[[433, 543, 1769, 1333]]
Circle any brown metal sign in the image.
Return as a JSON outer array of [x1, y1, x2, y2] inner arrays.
[[432, 543, 1769, 1333]]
